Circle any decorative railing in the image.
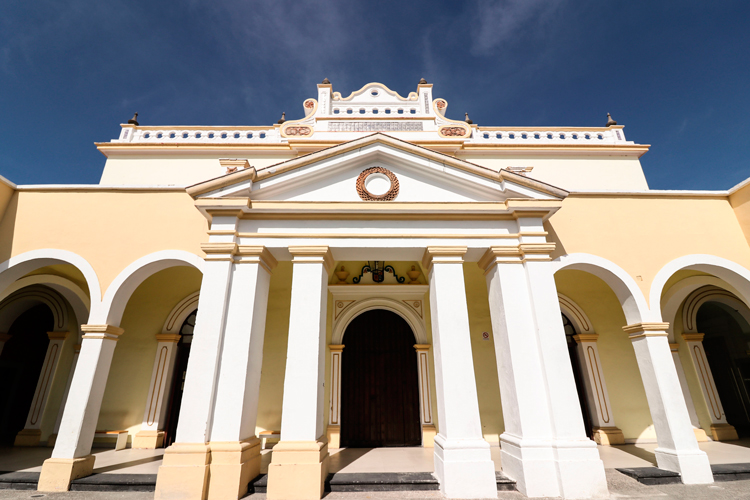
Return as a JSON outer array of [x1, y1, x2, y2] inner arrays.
[[115, 126, 282, 143], [469, 127, 629, 145]]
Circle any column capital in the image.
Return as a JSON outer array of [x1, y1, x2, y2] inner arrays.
[[81, 324, 124, 340], [47, 331, 70, 341], [622, 322, 669, 339], [414, 343, 431, 352], [572, 333, 599, 344], [200, 242, 238, 262], [236, 245, 278, 272], [288, 245, 334, 272], [682, 332, 705, 342], [155, 333, 182, 343], [478, 243, 556, 273], [421, 246, 467, 272], [328, 344, 344, 352]]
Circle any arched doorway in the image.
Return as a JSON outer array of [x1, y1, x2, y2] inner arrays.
[[0, 304, 54, 445], [340, 309, 421, 447], [697, 301, 750, 437], [562, 313, 594, 439], [162, 309, 196, 447]]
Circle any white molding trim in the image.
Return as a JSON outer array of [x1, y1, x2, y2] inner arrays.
[[558, 292, 595, 334], [162, 291, 200, 334], [0, 285, 69, 332]]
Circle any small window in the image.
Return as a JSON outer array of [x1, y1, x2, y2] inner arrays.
[[372, 108, 378, 114], [410, 108, 416, 114], [333, 108, 340, 114], [385, 109, 391, 114], [347, 109, 353, 115], [398, 109, 404, 114], [359, 109, 366, 114]]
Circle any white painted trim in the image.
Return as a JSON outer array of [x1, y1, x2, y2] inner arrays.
[[0, 285, 69, 332], [650, 255, 750, 317], [682, 286, 750, 333], [0, 174, 16, 189], [558, 292, 595, 334], [569, 190, 729, 197], [95, 250, 204, 326], [552, 253, 651, 323], [0, 250, 101, 315], [162, 291, 200, 334], [16, 185, 187, 192]]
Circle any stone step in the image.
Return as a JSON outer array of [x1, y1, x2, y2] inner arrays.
[[617, 463, 750, 485]]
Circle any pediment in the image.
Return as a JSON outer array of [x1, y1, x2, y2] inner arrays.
[[188, 134, 567, 204]]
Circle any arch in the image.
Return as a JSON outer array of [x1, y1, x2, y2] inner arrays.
[[0, 285, 69, 332], [683, 286, 750, 334], [162, 291, 200, 334], [331, 297, 428, 345], [552, 253, 651, 324], [94, 251, 205, 326], [558, 293, 596, 334], [650, 255, 750, 319], [0, 250, 101, 314], [0, 275, 90, 339]]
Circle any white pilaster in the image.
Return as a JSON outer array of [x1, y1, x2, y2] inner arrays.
[[480, 244, 608, 499], [39, 325, 123, 492], [682, 333, 738, 440], [414, 344, 436, 447], [623, 323, 713, 483], [15, 331, 69, 446], [133, 333, 181, 449], [268, 246, 332, 500], [573, 334, 624, 445], [423, 247, 496, 499], [670, 343, 709, 441], [155, 238, 237, 500], [207, 246, 276, 500], [49, 343, 81, 447]]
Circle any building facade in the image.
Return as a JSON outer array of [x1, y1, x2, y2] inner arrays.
[[2, 81, 750, 499]]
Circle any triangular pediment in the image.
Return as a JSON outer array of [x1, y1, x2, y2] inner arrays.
[[188, 133, 567, 204]]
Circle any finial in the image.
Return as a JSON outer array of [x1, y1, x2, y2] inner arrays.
[[419, 78, 427, 85], [464, 112, 473, 124], [322, 78, 330, 84], [277, 112, 286, 124], [127, 112, 139, 126], [606, 113, 617, 127]]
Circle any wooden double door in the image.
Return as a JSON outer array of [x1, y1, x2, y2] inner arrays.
[[340, 309, 422, 448]]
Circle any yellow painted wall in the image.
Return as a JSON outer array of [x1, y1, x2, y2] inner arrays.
[[463, 263, 504, 443], [0, 191, 208, 294], [729, 182, 750, 247], [555, 270, 656, 441], [0, 178, 14, 225], [549, 195, 750, 304], [97, 266, 202, 438]]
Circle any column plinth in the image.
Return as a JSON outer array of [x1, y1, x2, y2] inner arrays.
[[154, 443, 211, 500], [207, 438, 261, 500]]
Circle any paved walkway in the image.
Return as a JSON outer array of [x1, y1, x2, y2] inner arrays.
[[2, 439, 750, 475]]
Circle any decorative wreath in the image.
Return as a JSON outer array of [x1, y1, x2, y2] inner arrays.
[[356, 166, 400, 201]]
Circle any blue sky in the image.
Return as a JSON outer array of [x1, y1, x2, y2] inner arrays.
[[1, 1, 748, 189]]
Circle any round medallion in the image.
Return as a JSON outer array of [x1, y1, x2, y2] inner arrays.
[[356, 167, 399, 201]]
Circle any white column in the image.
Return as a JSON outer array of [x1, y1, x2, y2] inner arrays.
[[423, 247, 496, 499], [38, 325, 123, 492], [208, 246, 276, 500], [573, 334, 624, 445], [155, 240, 236, 500], [15, 331, 70, 446], [327, 344, 344, 449], [623, 323, 713, 483], [49, 342, 81, 448], [0, 332, 10, 356], [670, 342, 709, 441], [268, 246, 332, 500], [480, 245, 608, 499], [133, 333, 181, 449], [414, 344, 436, 447], [682, 333, 738, 441]]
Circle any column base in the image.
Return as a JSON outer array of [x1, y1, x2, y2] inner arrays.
[[592, 427, 625, 445], [14, 428, 42, 447], [326, 425, 340, 449], [422, 424, 436, 448], [433, 434, 496, 499], [38, 455, 95, 492], [710, 423, 739, 441], [133, 430, 165, 449], [500, 433, 609, 499], [693, 427, 709, 442], [267, 440, 329, 500], [655, 447, 714, 484], [207, 438, 261, 500], [155, 443, 211, 500]]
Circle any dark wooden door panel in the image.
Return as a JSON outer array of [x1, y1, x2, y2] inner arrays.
[[340, 309, 421, 447]]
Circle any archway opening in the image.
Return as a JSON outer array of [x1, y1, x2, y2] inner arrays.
[[697, 301, 750, 437], [340, 309, 421, 447], [0, 304, 53, 445], [162, 309, 196, 447], [562, 313, 594, 440]]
